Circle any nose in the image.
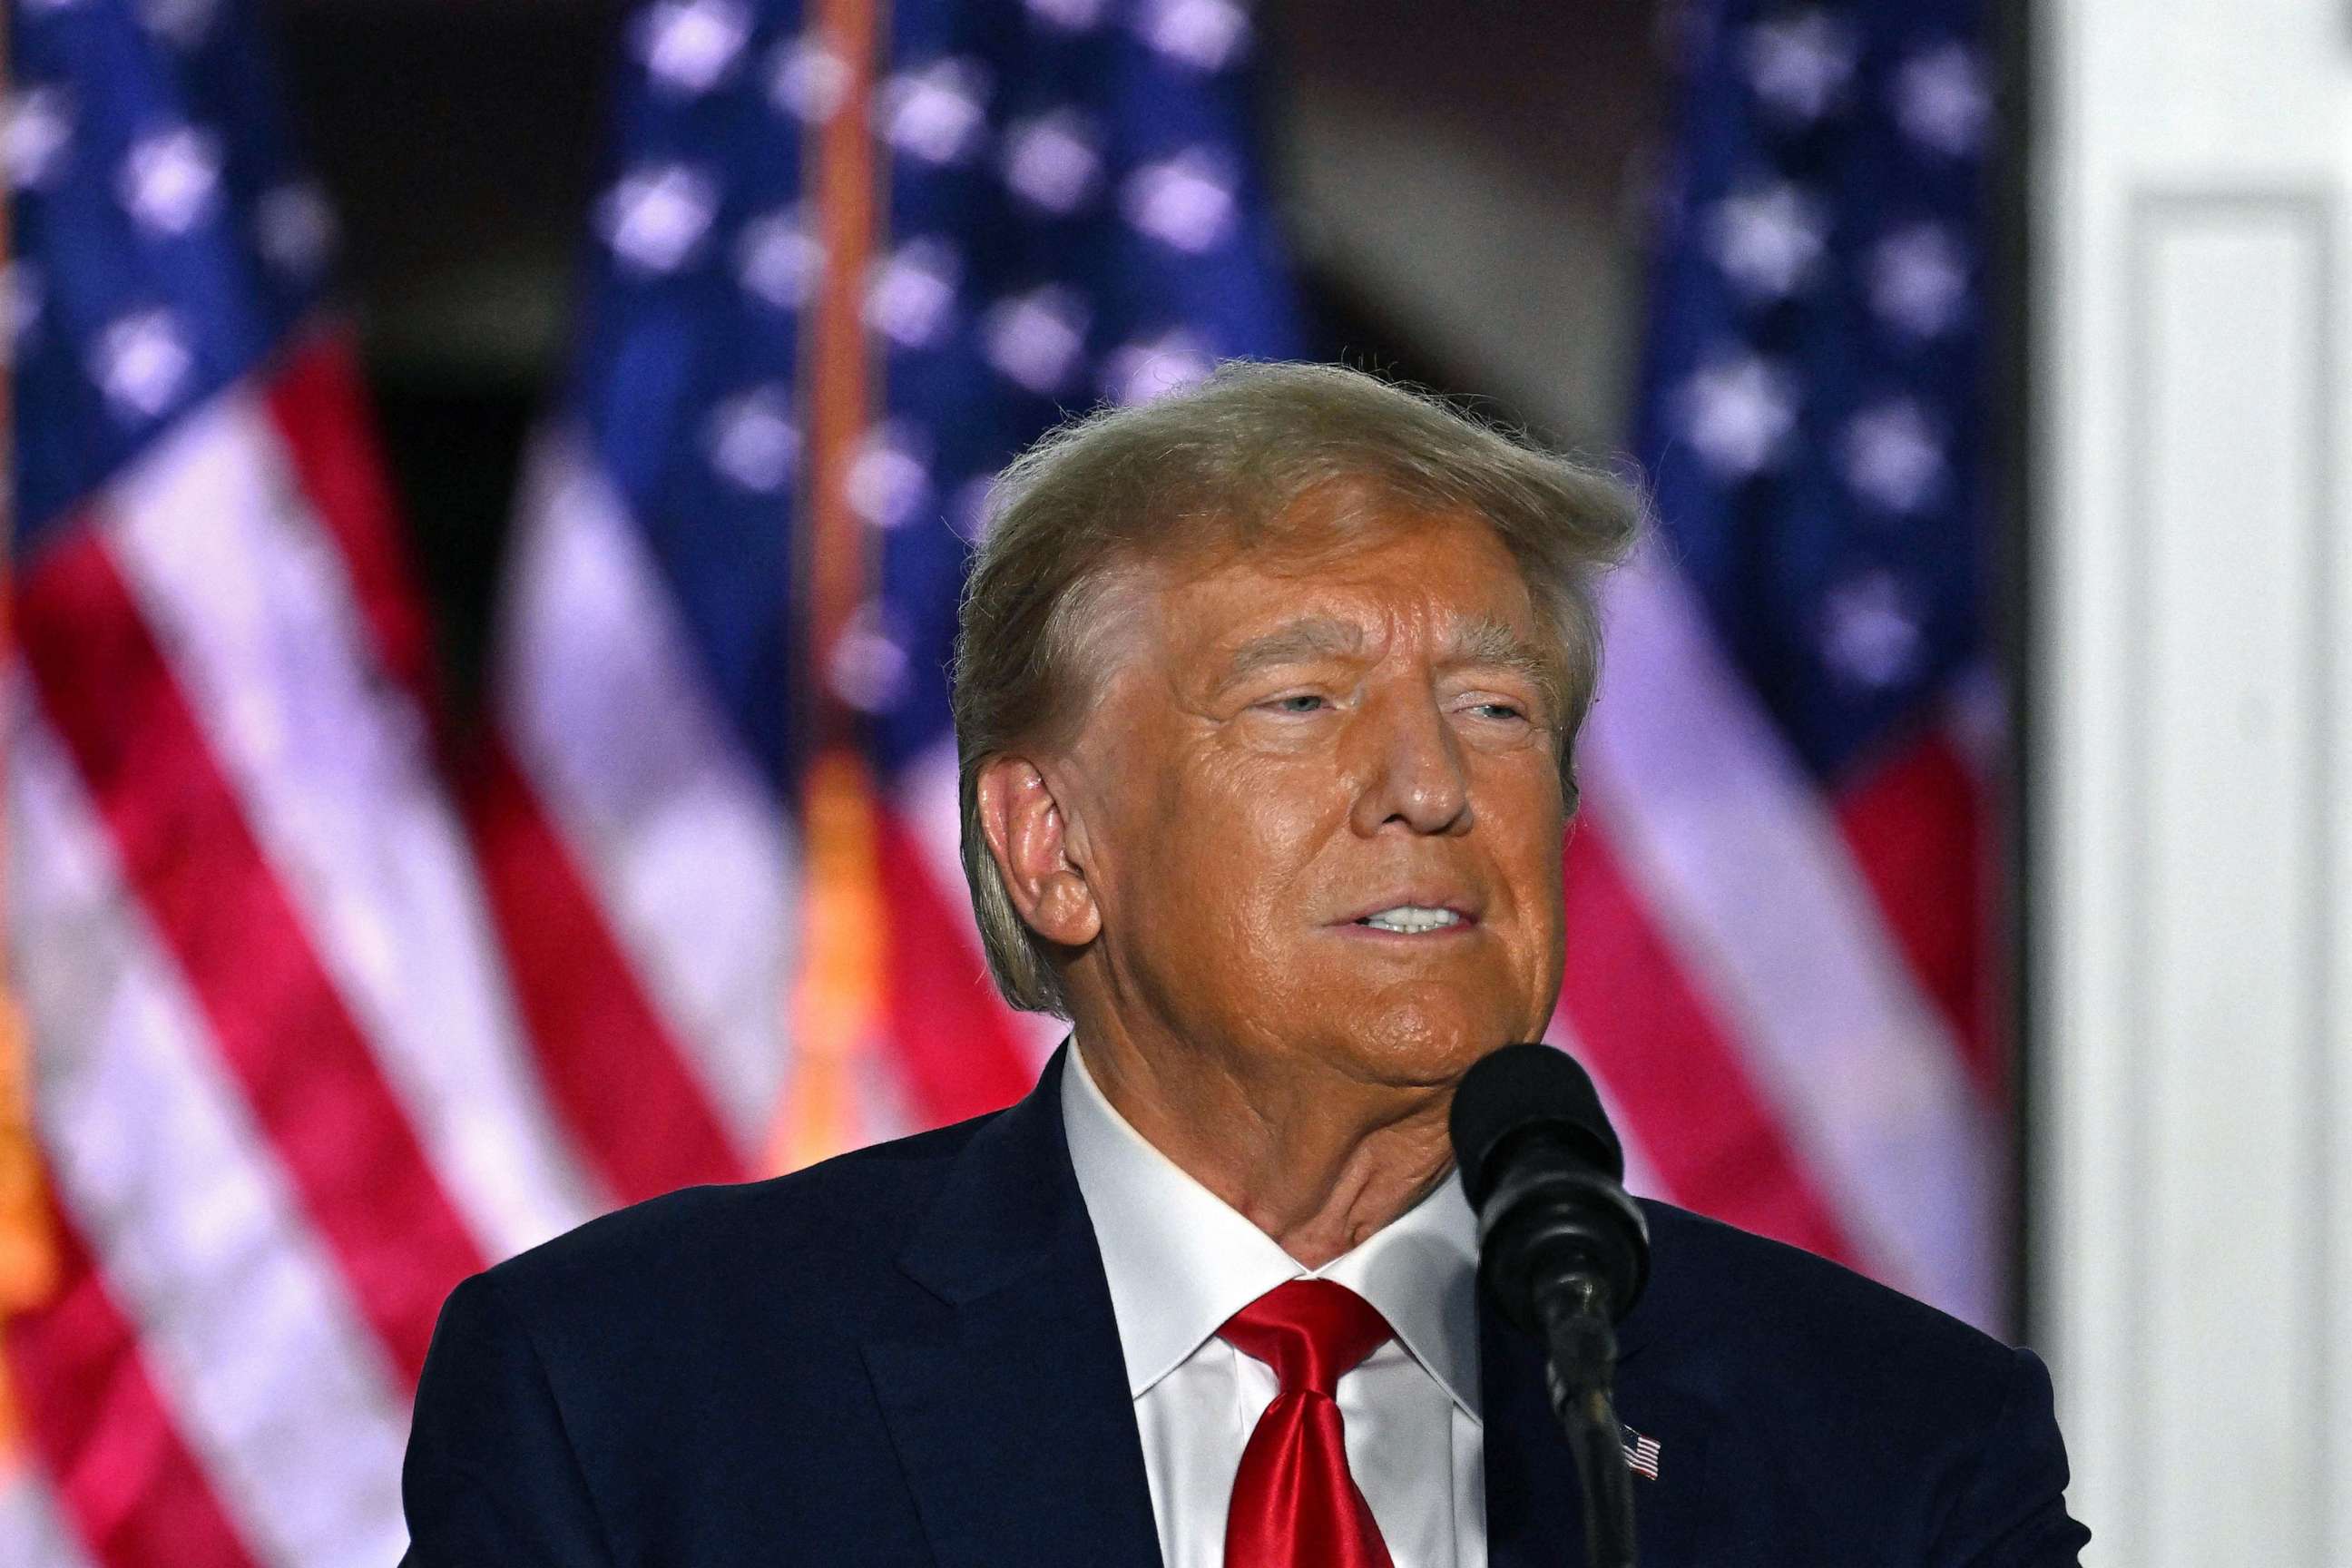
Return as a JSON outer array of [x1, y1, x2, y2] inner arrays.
[[1348, 685, 1473, 837]]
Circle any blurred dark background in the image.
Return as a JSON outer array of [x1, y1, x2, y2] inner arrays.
[[262, 0, 1671, 703]]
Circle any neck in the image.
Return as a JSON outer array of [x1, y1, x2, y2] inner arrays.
[[1072, 1028, 1456, 1269]]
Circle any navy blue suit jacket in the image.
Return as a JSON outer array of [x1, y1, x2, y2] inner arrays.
[[399, 1048, 2088, 1565]]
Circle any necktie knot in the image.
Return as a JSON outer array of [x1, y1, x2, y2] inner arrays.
[[1216, 1279, 1394, 1400]]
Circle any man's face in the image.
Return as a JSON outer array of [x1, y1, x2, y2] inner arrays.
[[1057, 500, 1571, 1094]]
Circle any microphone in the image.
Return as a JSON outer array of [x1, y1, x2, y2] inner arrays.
[[1451, 1044, 1651, 1568]]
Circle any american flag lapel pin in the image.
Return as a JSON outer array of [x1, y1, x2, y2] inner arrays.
[[1619, 1423, 1662, 1481]]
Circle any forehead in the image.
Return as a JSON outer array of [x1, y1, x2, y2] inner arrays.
[[1146, 501, 1544, 648]]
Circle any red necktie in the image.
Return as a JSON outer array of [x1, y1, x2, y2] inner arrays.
[[1216, 1279, 1398, 1568]]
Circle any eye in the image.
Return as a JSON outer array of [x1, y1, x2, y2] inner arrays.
[[1460, 699, 1529, 723], [1263, 693, 1329, 713]]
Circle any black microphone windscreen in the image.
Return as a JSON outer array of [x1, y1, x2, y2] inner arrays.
[[1449, 1043, 1625, 1203]]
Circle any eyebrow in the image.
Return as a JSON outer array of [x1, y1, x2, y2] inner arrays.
[[1441, 615, 1559, 694], [1212, 613, 1563, 706], [1215, 618, 1367, 689]]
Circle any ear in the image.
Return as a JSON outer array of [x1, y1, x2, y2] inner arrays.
[[975, 755, 1102, 947]]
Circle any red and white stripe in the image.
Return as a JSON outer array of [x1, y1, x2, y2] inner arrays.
[[11, 710, 408, 1567], [98, 384, 604, 1258], [4, 337, 668, 1564], [494, 436, 799, 1164], [0, 1455, 100, 1568], [5, 1208, 261, 1568], [491, 438, 1051, 1163], [1566, 544, 2004, 1328], [1622, 1427, 1662, 1481]]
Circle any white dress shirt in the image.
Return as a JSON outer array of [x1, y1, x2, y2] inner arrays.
[[1062, 1044, 1486, 1568]]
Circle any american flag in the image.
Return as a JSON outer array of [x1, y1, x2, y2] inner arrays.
[[3, 0, 1297, 1558], [1556, 0, 2007, 1329], [1622, 1423, 1663, 1482], [0, 0, 2006, 1560], [483, 0, 1300, 1191], [2, 0, 593, 1561]]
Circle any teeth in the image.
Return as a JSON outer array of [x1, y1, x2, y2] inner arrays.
[[1359, 906, 1463, 934]]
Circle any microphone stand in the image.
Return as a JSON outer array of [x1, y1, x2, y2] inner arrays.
[[1537, 1275, 1637, 1568], [1449, 1048, 1651, 1568]]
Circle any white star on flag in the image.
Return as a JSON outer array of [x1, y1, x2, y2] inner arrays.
[[1820, 571, 1926, 689], [120, 126, 223, 235], [769, 34, 851, 123], [828, 601, 913, 713], [1677, 353, 1798, 477], [1105, 328, 1213, 405], [1002, 110, 1103, 214], [984, 285, 1091, 394], [1744, 11, 1856, 122], [865, 238, 963, 348], [1894, 43, 1991, 157], [704, 385, 801, 493], [638, 0, 753, 96], [878, 58, 993, 166], [1868, 222, 1969, 338], [600, 163, 720, 275], [736, 206, 822, 309], [90, 307, 193, 418], [948, 475, 1000, 544], [1842, 398, 1945, 514], [1140, 0, 1251, 71], [5, 87, 74, 191], [1709, 181, 1827, 299], [847, 422, 933, 530], [1122, 149, 1237, 254]]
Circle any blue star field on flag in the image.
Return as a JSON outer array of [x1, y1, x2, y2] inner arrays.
[[567, 0, 1301, 795], [10, 0, 336, 552], [1633, 0, 1996, 781]]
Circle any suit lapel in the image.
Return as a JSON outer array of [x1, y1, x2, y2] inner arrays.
[[864, 1047, 1164, 1568], [864, 1048, 1712, 1568], [1480, 1296, 1583, 1568], [1481, 1289, 1709, 1567]]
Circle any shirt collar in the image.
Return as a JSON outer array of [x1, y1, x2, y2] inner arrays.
[[1061, 1042, 1483, 1424]]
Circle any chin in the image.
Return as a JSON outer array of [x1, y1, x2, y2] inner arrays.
[[1328, 997, 1520, 1088]]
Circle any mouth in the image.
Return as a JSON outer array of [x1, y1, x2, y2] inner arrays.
[[1341, 902, 1479, 936]]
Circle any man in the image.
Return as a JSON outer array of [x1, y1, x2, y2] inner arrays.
[[400, 362, 2088, 1566]]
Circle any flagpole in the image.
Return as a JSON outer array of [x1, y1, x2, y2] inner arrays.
[[0, 0, 64, 1461], [801, 0, 883, 706], [769, 0, 890, 1173]]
